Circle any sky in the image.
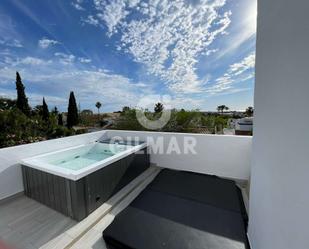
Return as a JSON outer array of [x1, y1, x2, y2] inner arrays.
[[0, 0, 256, 112]]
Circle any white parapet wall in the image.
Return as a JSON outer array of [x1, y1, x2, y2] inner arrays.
[[0, 130, 252, 201], [105, 130, 252, 180]]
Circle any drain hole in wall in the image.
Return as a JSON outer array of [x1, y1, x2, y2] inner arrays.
[[75, 155, 80, 159], [96, 196, 100, 202]]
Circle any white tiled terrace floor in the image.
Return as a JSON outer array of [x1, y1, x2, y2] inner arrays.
[[0, 195, 76, 249], [0, 166, 161, 249]]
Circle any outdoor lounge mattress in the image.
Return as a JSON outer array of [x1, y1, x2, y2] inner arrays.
[[103, 169, 250, 249]]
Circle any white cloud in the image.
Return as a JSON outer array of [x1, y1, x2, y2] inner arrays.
[[215, 0, 257, 59], [0, 88, 67, 108], [54, 52, 75, 65], [72, 3, 85, 11], [0, 39, 23, 48], [84, 0, 232, 93], [0, 54, 153, 111], [11, 39, 23, 48], [206, 52, 255, 94], [0, 56, 51, 67], [0, 52, 252, 111], [72, 0, 85, 11], [38, 38, 60, 49], [94, 0, 130, 35], [0, 49, 11, 56], [20, 56, 52, 66], [229, 53, 255, 76], [82, 15, 100, 26], [79, 57, 92, 63]]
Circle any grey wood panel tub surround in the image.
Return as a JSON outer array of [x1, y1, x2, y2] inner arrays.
[[22, 148, 150, 221]]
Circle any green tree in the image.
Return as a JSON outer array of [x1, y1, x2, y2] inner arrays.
[[95, 101, 102, 115], [15, 72, 30, 116], [67, 91, 79, 128], [0, 98, 16, 110], [246, 106, 254, 117], [122, 106, 130, 112], [80, 109, 93, 115], [52, 106, 58, 115], [113, 108, 144, 131], [120, 106, 130, 116], [42, 97, 49, 122], [33, 105, 43, 116], [154, 102, 164, 113], [176, 109, 199, 127], [217, 105, 229, 114]]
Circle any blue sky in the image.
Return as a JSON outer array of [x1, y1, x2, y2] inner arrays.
[[0, 0, 256, 112]]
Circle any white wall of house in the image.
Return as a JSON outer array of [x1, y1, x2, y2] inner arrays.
[[0, 130, 252, 201], [105, 130, 252, 180], [0, 131, 106, 200], [248, 0, 309, 248]]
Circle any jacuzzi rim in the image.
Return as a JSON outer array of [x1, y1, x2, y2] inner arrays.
[[20, 142, 148, 181]]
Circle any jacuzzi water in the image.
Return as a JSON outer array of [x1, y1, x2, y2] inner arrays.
[[46, 143, 132, 170], [54, 151, 111, 170]]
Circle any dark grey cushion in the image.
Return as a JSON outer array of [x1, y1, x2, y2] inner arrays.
[[148, 169, 242, 212], [103, 169, 250, 249]]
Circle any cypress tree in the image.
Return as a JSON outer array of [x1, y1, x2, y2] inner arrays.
[[58, 113, 63, 126], [52, 106, 58, 115], [15, 72, 30, 115], [42, 97, 49, 122], [67, 91, 78, 128]]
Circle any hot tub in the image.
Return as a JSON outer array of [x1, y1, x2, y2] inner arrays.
[[21, 140, 149, 220]]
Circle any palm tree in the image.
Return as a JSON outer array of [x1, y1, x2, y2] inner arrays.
[[95, 102, 102, 115], [154, 102, 164, 113]]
